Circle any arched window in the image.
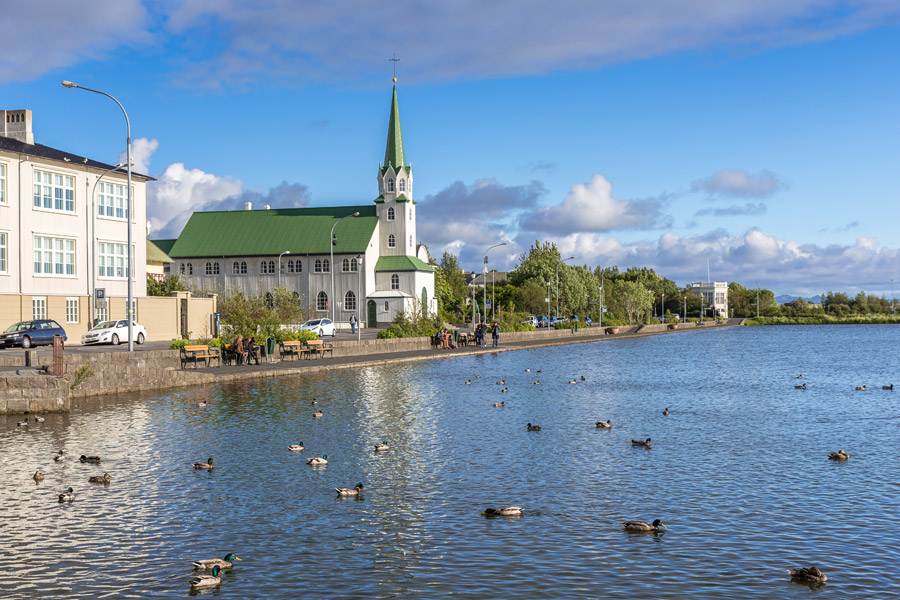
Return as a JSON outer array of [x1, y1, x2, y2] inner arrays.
[[187, 262, 193, 275], [268, 260, 275, 274], [287, 259, 294, 273], [398, 179, 405, 192], [387, 179, 394, 192], [232, 261, 240, 275], [180, 263, 185, 275], [317, 291, 328, 311], [387, 207, 395, 221], [342, 258, 351, 272], [213, 262, 220, 275], [260, 261, 267, 274], [205, 262, 213, 275], [296, 260, 301, 273], [265, 292, 274, 308], [388, 234, 395, 248], [240, 261, 247, 274], [315, 259, 322, 273], [344, 290, 356, 311], [350, 257, 358, 272], [384, 301, 389, 312], [322, 259, 330, 273], [391, 274, 400, 290]]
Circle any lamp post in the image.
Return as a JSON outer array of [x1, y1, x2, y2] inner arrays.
[[483, 242, 506, 324], [683, 295, 687, 322], [892, 278, 895, 316], [546, 280, 551, 323], [89, 162, 126, 325], [756, 281, 760, 319], [330, 212, 359, 322], [63, 81, 134, 350], [661, 292, 665, 324], [278, 251, 290, 288], [356, 254, 363, 341], [598, 284, 602, 329], [556, 256, 575, 318], [647, 290, 652, 325]]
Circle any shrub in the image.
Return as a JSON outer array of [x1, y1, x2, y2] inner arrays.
[[170, 338, 188, 350]]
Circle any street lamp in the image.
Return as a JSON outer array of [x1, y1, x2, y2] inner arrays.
[[89, 162, 127, 325], [546, 280, 551, 324], [683, 295, 687, 322], [647, 289, 652, 325], [63, 80, 134, 350], [892, 278, 895, 316], [756, 281, 760, 319], [661, 292, 665, 324], [278, 251, 290, 288], [356, 254, 363, 341], [330, 212, 360, 322], [598, 284, 603, 329], [483, 242, 506, 324], [556, 256, 575, 318]]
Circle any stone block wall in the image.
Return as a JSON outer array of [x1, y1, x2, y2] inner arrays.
[[0, 374, 68, 413]]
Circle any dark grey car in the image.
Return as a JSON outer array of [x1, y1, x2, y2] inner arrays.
[[0, 320, 68, 349]]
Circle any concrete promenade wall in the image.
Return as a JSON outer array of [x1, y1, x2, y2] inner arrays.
[[0, 319, 739, 413]]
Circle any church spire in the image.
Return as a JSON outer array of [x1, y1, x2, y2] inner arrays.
[[383, 86, 406, 169]]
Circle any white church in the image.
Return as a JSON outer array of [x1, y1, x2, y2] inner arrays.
[[156, 84, 436, 328]]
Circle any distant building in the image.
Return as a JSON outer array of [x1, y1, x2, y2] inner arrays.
[[146, 240, 173, 282], [690, 281, 729, 318]]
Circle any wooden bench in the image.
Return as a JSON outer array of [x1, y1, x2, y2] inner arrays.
[[280, 340, 309, 361], [180, 344, 220, 369], [305, 339, 333, 359], [458, 332, 475, 347], [221, 343, 239, 365]]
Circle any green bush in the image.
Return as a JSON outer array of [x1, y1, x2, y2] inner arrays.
[[377, 328, 399, 339], [169, 338, 188, 350], [277, 329, 319, 343]]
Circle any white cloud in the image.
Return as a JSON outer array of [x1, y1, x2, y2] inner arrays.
[[118, 137, 159, 175], [148, 163, 243, 238], [692, 169, 784, 197]]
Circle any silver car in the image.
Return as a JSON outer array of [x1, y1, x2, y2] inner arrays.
[[81, 320, 147, 345]]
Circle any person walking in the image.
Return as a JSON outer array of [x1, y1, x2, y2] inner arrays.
[[491, 322, 501, 347], [349, 314, 357, 335]]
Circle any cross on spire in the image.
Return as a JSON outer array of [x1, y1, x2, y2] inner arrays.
[[389, 53, 400, 81]]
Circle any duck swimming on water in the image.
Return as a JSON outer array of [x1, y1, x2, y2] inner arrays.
[[631, 438, 651, 448]]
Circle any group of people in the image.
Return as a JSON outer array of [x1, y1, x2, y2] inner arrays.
[[475, 322, 501, 348], [231, 334, 261, 365]]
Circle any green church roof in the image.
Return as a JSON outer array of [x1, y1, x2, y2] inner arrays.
[[375, 255, 434, 272], [146, 239, 174, 263], [151, 238, 177, 256], [383, 86, 406, 169], [167, 206, 378, 258]]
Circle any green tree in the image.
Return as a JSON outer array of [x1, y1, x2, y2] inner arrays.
[[146, 274, 189, 296]]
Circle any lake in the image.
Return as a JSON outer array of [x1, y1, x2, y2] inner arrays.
[[1, 325, 898, 599]]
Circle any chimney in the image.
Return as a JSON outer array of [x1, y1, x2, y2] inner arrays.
[[244, 202, 252, 211], [1, 110, 34, 144]]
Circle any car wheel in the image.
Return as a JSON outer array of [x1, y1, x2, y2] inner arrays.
[[21, 336, 31, 349], [317, 328, 323, 337], [112, 334, 120, 345], [332, 328, 336, 337], [137, 333, 145, 344]]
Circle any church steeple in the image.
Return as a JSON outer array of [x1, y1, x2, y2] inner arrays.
[[383, 86, 405, 168]]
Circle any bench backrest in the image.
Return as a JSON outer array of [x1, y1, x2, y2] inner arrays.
[[306, 339, 324, 347], [282, 340, 303, 347], [184, 344, 209, 353]]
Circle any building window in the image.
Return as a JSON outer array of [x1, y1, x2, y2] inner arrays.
[[387, 207, 395, 221], [187, 262, 193, 275], [260, 261, 269, 274], [350, 257, 358, 272], [295, 260, 301, 273], [265, 292, 274, 308], [409, 206, 413, 220], [32, 297, 47, 320], [0, 163, 6, 204], [322, 259, 330, 273], [205, 262, 219, 275], [287, 259, 295, 273], [315, 259, 322, 273], [180, 263, 185, 275], [344, 290, 356, 311], [409, 235, 413, 247], [391, 274, 399, 290], [232, 261, 240, 275], [384, 301, 389, 312], [33, 170, 75, 213], [0, 232, 6, 272], [98, 242, 129, 278], [342, 258, 358, 273], [95, 302, 108, 323], [388, 234, 395, 248], [34, 236, 76, 276], [398, 179, 405, 192], [387, 179, 394, 192], [66, 297, 79, 323], [98, 181, 129, 220], [317, 291, 328, 311], [240, 261, 247, 274], [268, 260, 275, 274]]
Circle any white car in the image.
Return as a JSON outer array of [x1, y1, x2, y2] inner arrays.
[[81, 320, 147, 345], [299, 318, 336, 337]]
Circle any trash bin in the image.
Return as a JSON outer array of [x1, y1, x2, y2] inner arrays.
[[453, 330, 459, 344], [574, 324, 579, 333], [266, 337, 276, 358]]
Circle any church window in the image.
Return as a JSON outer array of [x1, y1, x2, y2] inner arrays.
[[388, 234, 395, 248], [391, 274, 400, 290], [398, 179, 405, 192], [287, 259, 294, 273], [409, 206, 413, 221], [387, 207, 394, 221], [342, 258, 350, 272], [350, 257, 358, 272], [260, 261, 270, 274], [240, 261, 247, 274], [186, 262, 193, 275], [232, 261, 240, 275], [317, 291, 328, 311], [409, 235, 413, 247], [387, 179, 394, 192], [384, 301, 389, 312], [322, 258, 330, 273], [344, 291, 356, 311], [269, 260, 275, 273], [295, 260, 302, 273], [315, 259, 322, 273], [180, 263, 185, 275]]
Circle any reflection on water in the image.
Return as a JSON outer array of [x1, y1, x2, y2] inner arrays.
[[2, 325, 899, 598]]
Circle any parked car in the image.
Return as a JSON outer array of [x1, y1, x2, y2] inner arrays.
[[81, 320, 147, 345], [299, 318, 336, 337], [0, 320, 67, 349], [536, 315, 548, 328], [523, 316, 539, 327]]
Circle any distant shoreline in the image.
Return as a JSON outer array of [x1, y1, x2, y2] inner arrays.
[[746, 316, 900, 326]]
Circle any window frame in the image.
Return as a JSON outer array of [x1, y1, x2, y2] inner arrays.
[[97, 241, 131, 279], [388, 234, 395, 248], [97, 180, 131, 221], [0, 231, 7, 273], [34, 235, 76, 277], [66, 297, 80, 324], [33, 169, 75, 214], [391, 273, 400, 290], [32, 296, 47, 320], [344, 290, 357, 311], [316, 291, 328, 311], [0, 162, 6, 204], [387, 207, 395, 221]]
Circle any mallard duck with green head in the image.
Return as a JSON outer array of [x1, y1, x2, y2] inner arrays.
[[526, 423, 541, 431], [58, 487, 75, 502], [596, 420, 611, 428], [623, 519, 665, 532], [313, 410, 324, 418], [193, 457, 215, 470], [193, 553, 241, 570], [53, 450, 64, 462], [307, 455, 328, 465], [190, 565, 222, 589], [288, 442, 305, 452], [335, 482, 364, 496], [374, 442, 389, 451], [631, 438, 651, 448]]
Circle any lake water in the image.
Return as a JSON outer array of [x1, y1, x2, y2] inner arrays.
[[2, 325, 899, 599]]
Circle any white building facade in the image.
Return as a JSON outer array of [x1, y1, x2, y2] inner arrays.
[[690, 281, 729, 318]]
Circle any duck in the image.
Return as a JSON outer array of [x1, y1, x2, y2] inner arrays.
[[631, 438, 651, 448], [501, 388, 508, 393], [496, 380, 505, 385], [34, 414, 46, 423], [17, 417, 28, 427], [474, 375, 481, 379], [828, 450, 850, 461], [623, 519, 665, 532], [525, 368, 531, 372], [53, 450, 64, 461], [787, 567, 827, 584], [537, 369, 542, 373], [883, 384, 894, 390], [58, 487, 75, 502], [533, 381, 541, 385], [795, 383, 807, 390], [335, 482, 364, 496], [855, 385, 867, 391], [88, 473, 112, 484], [796, 374, 803, 379], [596, 420, 611, 428], [493, 401, 505, 407], [526, 423, 542, 431], [288, 442, 305, 452], [196, 401, 208, 407], [189, 565, 222, 589], [465, 380, 471, 385], [311, 398, 318, 405], [568, 380, 577, 384], [482, 506, 523, 517], [193, 553, 241, 570], [374, 442, 390, 451], [580, 376, 586, 381], [662, 407, 669, 416], [313, 410, 324, 418], [307, 455, 328, 465], [193, 457, 215, 470], [80, 455, 101, 463], [33, 470, 44, 482]]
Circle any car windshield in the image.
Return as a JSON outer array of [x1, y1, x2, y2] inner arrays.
[[303, 320, 321, 327], [4, 322, 31, 333], [91, 321, 118, 331]]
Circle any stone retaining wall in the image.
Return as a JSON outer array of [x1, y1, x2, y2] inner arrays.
[[0, 373, 69, 413]]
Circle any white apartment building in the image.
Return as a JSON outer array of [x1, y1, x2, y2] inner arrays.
[[690, 281, 729, 318]]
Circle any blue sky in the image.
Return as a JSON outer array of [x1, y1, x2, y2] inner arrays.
[[3, 0, 899, 297]]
